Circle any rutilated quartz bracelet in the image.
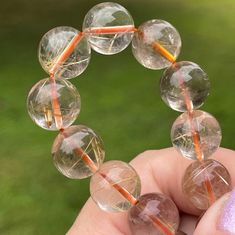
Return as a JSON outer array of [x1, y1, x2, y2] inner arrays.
[[26, 2, 232, 234]]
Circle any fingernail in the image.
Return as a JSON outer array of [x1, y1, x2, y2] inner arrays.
[[218, 188, 235, 234]]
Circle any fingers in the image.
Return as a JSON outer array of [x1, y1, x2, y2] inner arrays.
[[178, 214, 197, 235], [67, 197, 132, 235], [194, 190, 235, 235], [129, 148, 198, 214], [67, 147, 235, 235], [131, 147, 235, 215]]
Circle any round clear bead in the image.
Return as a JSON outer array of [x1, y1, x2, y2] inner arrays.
[[38, 26, 91, 79], [83, 2, 134, 55], [171, 110, 222, 160], [51, 125, 105, 179], [90, 160, 141, 212], [160, 61, 210, 112], [182, 159, 231, 210], [129, 193, 180, 235], [27, 78, 81, 130], [132, 19, 181, 70]]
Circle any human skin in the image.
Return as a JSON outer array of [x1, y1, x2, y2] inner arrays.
[[67, 147, 235, 235]]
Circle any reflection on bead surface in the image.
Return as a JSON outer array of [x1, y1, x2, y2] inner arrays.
[[51, 125, 105, 179], [132, 19, 181, 70], [160, 61, 210, 112], [129, 193, 180, 235], [27, 78, 81, 130], [83, 2, 134, 55], [90, 160, 141, 212], [171, 110, 222, 160], [38, 26, 91, 79], [182, 159, 231, 210]]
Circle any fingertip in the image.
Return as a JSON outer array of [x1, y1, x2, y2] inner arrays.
[[194, 192, 232, 235]]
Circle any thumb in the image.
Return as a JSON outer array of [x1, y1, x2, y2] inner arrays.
[[194, 189, 235, 235]]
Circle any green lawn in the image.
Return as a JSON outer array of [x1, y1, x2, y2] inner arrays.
[[0, 0, 235, 234]]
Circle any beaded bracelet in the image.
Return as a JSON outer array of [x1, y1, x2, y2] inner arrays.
[[26, 2, 232, 235]]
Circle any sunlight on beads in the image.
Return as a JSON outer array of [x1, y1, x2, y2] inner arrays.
[[83, 2, 134, 55], [160, 61, 210, 112], [171, 110, 222, 160], [90, 160, 141, 212], [182, 159, 232, 210], [129, 193, 180, 235], [132, 19, 181, 70], [52, 125, 105, 179], [27, 78, 81, 130], [38, 26, 91, 79]]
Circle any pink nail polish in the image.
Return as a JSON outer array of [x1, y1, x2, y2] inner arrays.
[[219, 189, 235, 234]]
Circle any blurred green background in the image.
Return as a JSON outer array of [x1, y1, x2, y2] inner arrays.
[[0, 0, 235, 234]]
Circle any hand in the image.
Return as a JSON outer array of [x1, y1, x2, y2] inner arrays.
[[67, 147, 235, 235]]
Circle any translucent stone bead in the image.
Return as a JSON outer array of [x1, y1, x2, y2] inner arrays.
[[160, 61, 210, 112], [171, 110, 222, 160], [90, 160, 141, 212], [132, 19, 181, 70], [182, 159, 232, 210], [38, 26, 91, 79], [27, 78, 81, 130], [83, 2, 134, 55], [129, 193, 180, 235], [51, 125, 105, 179]]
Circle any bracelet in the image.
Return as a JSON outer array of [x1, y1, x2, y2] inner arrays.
[[26, 2, 232, 234]]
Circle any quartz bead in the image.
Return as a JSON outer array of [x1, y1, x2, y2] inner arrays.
[[171, 110, 222, 160], [129, 193, 180, 235], [83, 2, 134, 55], [132, 19, 181, 70], [51, 125, 105, 179], [182, 159, 232, 210], [38, 26, 91, 79], [160, 61, 210, 112], [90, 160, 141, 212], [27, 78, 81, 130]]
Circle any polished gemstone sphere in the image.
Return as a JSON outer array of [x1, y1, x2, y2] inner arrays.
[[90, 160, 141, 212], [27, 78, 81, 130], [129, 193, 180, 235], [182, 159, 232, 210], [83, 2, 134, 55], [52, 125, 105, 179], [38, 26, 91, 79], [132, 19, 181, 70], [171, 110, 222, 160], [160, 61, 210, 112]]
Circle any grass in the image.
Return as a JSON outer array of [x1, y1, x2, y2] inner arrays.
[[0, 0, 235, 234]]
